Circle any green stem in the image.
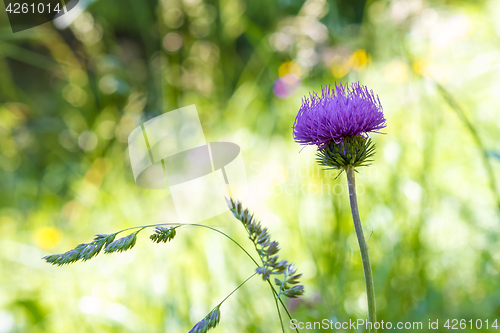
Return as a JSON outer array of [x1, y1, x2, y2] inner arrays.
[[217, 272, 258, 306], [113, 223, 258, 265], [268, 280, 298, 333], [436, 83, 500, 212], [183, 224, 260, 267], [274, 290, 285, 333], [346, 167, 377, 332], [186, 225, 291, 333], [183, 225, 294, 332], [243, 225, 298, 332], [110, 222, 296, 332], [211, 272, 284, 333]]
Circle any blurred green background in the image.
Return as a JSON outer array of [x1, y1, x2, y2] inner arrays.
[[1, 0, 500, 331]]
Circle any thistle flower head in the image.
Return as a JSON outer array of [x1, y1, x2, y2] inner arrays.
[[293, 82, 386, 150]]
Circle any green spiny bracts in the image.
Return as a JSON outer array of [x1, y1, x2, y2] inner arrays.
[[316, 135, 376, 172]]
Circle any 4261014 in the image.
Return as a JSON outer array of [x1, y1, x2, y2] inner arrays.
[[5, 2, 61, 14], [444, 319, 499, 330]]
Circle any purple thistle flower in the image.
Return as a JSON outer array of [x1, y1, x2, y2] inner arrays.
[[293, 82, 386, 150]]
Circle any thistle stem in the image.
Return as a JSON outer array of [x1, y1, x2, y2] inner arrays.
[[346, 167, 377, 332]]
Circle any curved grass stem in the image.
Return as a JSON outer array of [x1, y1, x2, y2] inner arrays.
[[436, 83, 500, 212], [217, 272, 258, 306], [106, 222, 296, 332], [274, 290, 285, 333]]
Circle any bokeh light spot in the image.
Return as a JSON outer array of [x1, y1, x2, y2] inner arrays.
[[163, 33, 183, 52], [330, 55, 350, 78], [349, 49, 370, 72], [279, 61, 301, 78], [34, 227, 62, 250], [78, 131, 98, 151]]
